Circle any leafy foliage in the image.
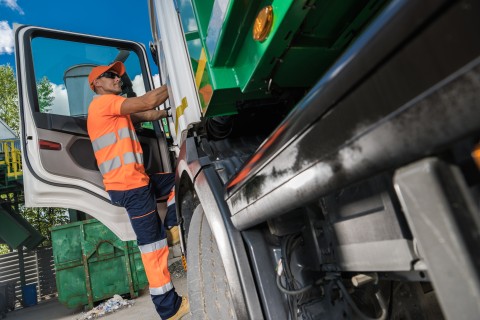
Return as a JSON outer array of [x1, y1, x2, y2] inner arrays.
[[0, 244, 8, 255], [20, 206, 69, 246], [0, 64, 19, 134], [37, 76, 54, 113], [0, 66, 55, 137]]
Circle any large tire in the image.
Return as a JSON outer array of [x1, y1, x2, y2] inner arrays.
[[187, 204, 238, 320]]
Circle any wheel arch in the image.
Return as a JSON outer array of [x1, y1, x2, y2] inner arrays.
[[175, 137, 264, 319]]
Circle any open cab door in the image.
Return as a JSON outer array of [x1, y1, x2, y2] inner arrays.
[[15, 26, 172, 240]]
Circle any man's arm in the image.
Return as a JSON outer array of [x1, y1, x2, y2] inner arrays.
[[120, 85, 168, 115], [130, 109, 168, 124]]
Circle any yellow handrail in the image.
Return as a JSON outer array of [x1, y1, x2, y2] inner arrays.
[[0, 140, 23, 180]]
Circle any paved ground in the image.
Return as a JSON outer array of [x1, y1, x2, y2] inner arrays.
[[7, 258, 191, 320]]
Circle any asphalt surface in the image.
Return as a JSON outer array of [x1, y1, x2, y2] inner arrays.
[[7, 257, 190, 320]]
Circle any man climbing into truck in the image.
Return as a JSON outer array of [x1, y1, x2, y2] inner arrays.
[[86, 61, 189, 320]]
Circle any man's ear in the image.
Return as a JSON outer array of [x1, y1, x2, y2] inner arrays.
[[93, 79, 102, 91]]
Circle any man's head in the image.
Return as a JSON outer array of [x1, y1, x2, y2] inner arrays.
[[88, 61, 125, 94]]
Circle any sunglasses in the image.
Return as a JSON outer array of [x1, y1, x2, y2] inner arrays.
[[98, 71, 122, 80]]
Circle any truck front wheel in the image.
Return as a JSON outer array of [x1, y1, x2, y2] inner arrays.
[[187, 204, 238, 319]]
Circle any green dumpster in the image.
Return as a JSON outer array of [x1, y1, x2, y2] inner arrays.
[[51, 219, 148, 309]]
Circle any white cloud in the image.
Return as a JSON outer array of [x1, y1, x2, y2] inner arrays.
[[0, 21, 14, 55], [50, 83, 69, 116], [188, 18, 196, 31], [131, 73, 161, 94], [152, 74, 160, 88], [131, 74, 146, 96], [1, 0, 24, 15]]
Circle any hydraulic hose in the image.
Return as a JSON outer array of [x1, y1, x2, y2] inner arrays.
[[336, 280, 388, 320]]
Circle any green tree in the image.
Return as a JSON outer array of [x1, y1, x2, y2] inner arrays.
[[37, 76, 54, 113], [0, 64, 19, 134], [20, 206, 69, 246], [0, 67, 55, 135]]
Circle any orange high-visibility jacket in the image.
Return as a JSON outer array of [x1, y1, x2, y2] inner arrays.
[[87, 94, 149, 191]]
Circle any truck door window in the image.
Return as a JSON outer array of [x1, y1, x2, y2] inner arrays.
[[30, 37, 148, 119]]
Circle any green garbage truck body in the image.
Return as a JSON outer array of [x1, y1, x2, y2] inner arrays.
[[15, 0, 480, 319], [187, 0, 387, 118]]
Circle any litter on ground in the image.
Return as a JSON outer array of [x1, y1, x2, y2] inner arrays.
[[77, 294, 135, 319]]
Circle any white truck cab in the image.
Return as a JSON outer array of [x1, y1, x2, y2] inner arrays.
[[15, 0, 198, 240]]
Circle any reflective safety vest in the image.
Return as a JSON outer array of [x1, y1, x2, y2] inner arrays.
[[87, 94, 149, 191]]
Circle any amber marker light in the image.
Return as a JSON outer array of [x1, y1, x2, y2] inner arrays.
[[472, 143, 480, 169], [253, 5, 274, 42]]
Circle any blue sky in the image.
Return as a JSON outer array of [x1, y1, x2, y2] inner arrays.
[[0, 0, 175, 116], [0, 0, 155, 69]]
